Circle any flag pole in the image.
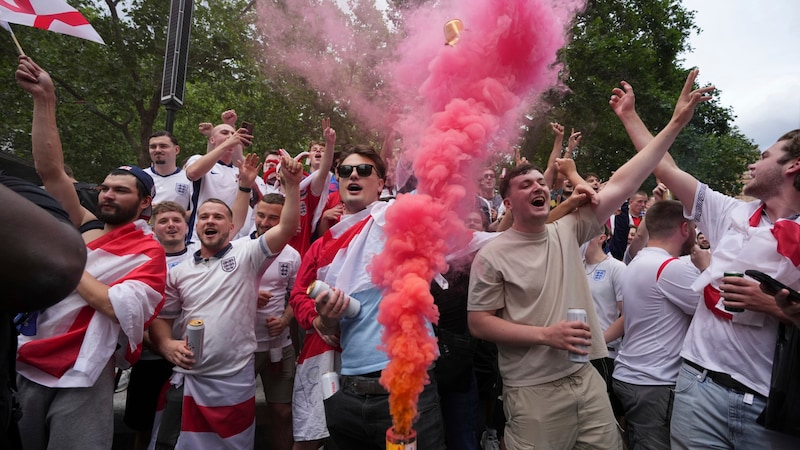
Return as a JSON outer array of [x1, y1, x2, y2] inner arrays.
[[3, 22, 25, 56]]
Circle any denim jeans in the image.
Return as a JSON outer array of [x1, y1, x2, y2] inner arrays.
[[671, 362, 800, 449], [324, 375, 446, 449]]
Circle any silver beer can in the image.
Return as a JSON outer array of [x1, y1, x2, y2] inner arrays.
[[567, 308, 589, 363], [186, 319, 204, 361]]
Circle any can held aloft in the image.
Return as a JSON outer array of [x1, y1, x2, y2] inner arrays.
[[186, 319, 204, 361], [386, 427, 417, 450], [723, 272, 745, 312], [307, 280, 361, 318], [567, 308, 589, 363], [320, 372, 339, 400]]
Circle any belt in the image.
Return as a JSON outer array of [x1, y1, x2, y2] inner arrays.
[[607, 347, 616, 352], [684, 359, 764, 398], [340, 373, 388, 396]]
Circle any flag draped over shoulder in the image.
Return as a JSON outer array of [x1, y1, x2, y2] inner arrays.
[[0, 0, 104, 44]]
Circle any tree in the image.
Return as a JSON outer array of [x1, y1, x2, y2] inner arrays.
[[521, 0, 757, 196]]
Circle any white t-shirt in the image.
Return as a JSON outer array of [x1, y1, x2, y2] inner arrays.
[[161, 238, 276, 377], [584, 254, 626, 357], [614, 247, 700, 385], [250, 238, 300, 352], [143, 166, 193, 210], [680, 183, 799, 396], [185, 155, 241, 240]]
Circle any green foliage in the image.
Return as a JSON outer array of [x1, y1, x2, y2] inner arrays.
[[522, 0, 757, 196]]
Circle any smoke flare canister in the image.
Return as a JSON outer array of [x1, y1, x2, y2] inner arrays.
[[723, 272, 745, 312], [386, 428, 417, 450], [186, 319, 204, 361], [567, 308, 589, 363], [307, 280, 361, 318]]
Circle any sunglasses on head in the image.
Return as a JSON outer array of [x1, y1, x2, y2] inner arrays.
[[337, 164, 375, 178]]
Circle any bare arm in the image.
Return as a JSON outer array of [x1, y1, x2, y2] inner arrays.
[[594, 70, 714, 222], [16, 56, 93, 228], [468, 310, 591, 354], [262, 157, 303, 253], [231, 153, 260, 237], [543, 122, 565, 189], [610, 80, 703, 210], [185, 127, 250, 181], [310, 118, 336, 196], [75, 272, 117, 321], [150, 317, 194, 369], [604, 302, 624, 345]]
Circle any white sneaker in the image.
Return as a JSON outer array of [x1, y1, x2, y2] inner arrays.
[[115, 368, 131, 393], [481, 428, 500, 450]]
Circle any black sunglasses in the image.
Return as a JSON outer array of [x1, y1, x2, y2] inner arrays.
[[337, 164, 376, 178]]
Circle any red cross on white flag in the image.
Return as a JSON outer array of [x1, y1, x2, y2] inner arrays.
[[0, 0, 104, 44]]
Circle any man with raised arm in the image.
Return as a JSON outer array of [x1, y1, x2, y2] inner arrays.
[[149, 154, 302, 449], [467, 70, 713, 449], [14, 55, 167, 450], [611, 74, 800, 448]]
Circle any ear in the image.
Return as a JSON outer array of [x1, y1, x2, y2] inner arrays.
[[140, 196, 152, 213], [377, 177, 385, 194], [175, 145, 180, 155], [503, 197, 512, 210], [785, 157, 800, 175]]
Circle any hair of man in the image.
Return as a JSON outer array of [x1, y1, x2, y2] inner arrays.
[[149, 130, 179, 146], [152, 201, 187, 222], [200, 198, 233, 220], [338, 144, 387, 180], [644, 200, 687, 240], [499, 163, 544, 199]]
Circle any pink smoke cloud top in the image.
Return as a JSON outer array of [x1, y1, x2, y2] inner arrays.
[[369, 0, 585, 436]]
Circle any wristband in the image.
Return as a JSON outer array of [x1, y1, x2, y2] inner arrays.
[[238, 186, 252, 193]]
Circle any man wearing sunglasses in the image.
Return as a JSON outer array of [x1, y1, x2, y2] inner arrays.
[[292, 145, 447, 449]]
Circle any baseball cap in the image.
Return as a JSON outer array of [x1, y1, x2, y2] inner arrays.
[[116, 165, 156, 220]]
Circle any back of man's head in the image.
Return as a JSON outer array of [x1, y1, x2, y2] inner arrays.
[[645, 200, 686, 240], [261, 193, 285, 206]]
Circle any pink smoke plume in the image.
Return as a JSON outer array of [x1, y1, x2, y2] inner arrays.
[[254, 0, 585, 437], [369, 0, 585, 436]]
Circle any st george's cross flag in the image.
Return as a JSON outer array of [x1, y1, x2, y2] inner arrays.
[[0, 0, 104, 44]]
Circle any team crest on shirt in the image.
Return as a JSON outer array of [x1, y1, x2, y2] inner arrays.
[[279, 262, 290, 278], [300, 202, 307, 216], [592, 270, 606, 281], [175, 183, 189, 195], [221, 256, 237, 272]]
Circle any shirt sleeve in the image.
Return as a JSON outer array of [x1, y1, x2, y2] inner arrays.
[[468, 251, 505, 312], [658, 259, 702, 315], [289, 239, 323, 330]]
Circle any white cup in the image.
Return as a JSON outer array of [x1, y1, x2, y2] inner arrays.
[[269, 346, 283, 363]]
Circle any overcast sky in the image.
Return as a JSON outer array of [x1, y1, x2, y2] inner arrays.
[[680, 0, 800, 149]]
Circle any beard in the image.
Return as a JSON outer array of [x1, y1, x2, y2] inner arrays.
[[744, 165, 782, 200], [97, 201, 139, 225], [198, 231, 228, 253], [680, 232, 696, 256]]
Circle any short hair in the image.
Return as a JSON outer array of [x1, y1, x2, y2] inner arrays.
[[338, 144, 386, 180], [263, 150, 280, 159], [632, 190, 648, 199], [63, 163, 75, 178], [644, 200, 687, 240], [199, 198, 233, 219], [308, 140, 326, 151], [108, 168, 149, 200], [261, 193, 285, 206], [499, 163, 543, 199], [149, 130, 179, 146], [152, 201, 187, 221], [775, 129, 800, 191], [584, 172, 600, 181]]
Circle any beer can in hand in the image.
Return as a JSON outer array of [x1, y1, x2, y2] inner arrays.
[[567, 308, 589, 363], [186, 319, 204, 361], [723, 272, 745, 312]]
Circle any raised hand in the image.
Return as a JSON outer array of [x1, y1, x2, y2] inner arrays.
[[16, 56, 54, 98], [567, 128, 582, 151], [221, 109, 237, 126], [549, 122, 565, 138], [236, 153, 261, 187], [278, 156, 303, 188], [322, 117, 336, 146], [198, 122, 213, 137], [609, 80, 637, 119], [671, 69, 715, 127]]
